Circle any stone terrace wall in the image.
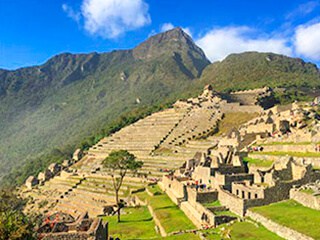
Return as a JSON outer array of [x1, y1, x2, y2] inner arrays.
[[218, 187, 246, 216], [247, 210, 313, 240], [290, 189, 320, 210], [42, 233, 88, 240], [218, 170, 319, 216], [220, 102, 263, 113], [248, 153, 320, 168], [186, 187, 218, 204], [262, 144, 316, 153]]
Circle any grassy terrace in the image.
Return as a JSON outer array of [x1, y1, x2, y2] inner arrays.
[[102, 206, 158, 239], [215, 112, 258, 136], [203, 200, 221, 207], [213, 210, 237, 217], [251, 151, 320, 158], [157, 233, 200, 240], [136, 185, 195, 234], [300, 188, 315, 195], [147, 184, 162, 195], [251, 200, 320, 239], [203, 221, 283, 240], [243, 157, 273, 168]]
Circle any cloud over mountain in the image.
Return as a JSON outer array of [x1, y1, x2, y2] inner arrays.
[[63, 0, 151, 39], [294, 21, 320, 60], [196, 26, 292, 62]]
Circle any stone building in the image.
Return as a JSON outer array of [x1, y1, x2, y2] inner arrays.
[[48, 163, 61, 175], [37, 212, 108, 240], [38, 169, 53, 183], [62, 159, 72, 168], [25, 176, 39, 189], [73, 149, 83, 162], [161, 131, 320, 224]]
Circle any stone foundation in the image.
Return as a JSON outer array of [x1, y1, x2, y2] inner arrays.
[[247, 210, 313, 240]]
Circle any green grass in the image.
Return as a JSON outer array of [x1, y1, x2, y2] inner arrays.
[[243, 157, 274, 168], [101, 206, 158, 240], [300, 188, 314, 194], [135, 186, 195, 234], [203, 220, 283, 240], [156, 233, 200, 240], [229, 221, 283, 240], [213, 210, 237, 217], [149, 194, 195, 233], [215, 112, 258, 136], [203, 200, 221, 207], [147, 184, 162, 195], [251, 151, 320, 158], [251, 200, 320, 239]]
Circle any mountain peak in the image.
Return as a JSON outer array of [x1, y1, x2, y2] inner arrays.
[[133, 27, 208, 62]]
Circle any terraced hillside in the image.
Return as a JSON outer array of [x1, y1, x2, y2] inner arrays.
[[0, 27, 211, 185], [82, 107, 191, 178], [22, 87, 263, 218]]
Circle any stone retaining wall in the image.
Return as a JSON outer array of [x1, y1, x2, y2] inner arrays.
[[261, 144, 316, 153], [290, 189, 320, 210], [248, 153, 320, 168], [246, 210, 313, 240], [220, 102, 262, 113], [147, 205, 167, 237]]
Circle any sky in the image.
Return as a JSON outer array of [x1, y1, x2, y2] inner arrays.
[[1, 0, 320, 70]]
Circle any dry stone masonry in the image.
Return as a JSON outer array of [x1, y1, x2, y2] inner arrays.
[[20, 86, 320, 239]]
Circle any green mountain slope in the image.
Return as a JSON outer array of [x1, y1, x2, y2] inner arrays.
[[0, 28, 210, 184], [1, 29, 320, 186], [199, 52, 320, 91]]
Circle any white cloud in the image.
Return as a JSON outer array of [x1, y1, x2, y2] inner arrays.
[[294, 22, 320, 60], [286, 1, 319, 20], [62, 4, 81, 22], [195, 26, 292, 62], [81, 0, 151, 38], [63, 0, 151, 39], [160, 23, 175, 32]]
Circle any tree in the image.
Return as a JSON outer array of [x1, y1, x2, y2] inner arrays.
[[103, 150, 143, 222], [0, 189, 34, 240]]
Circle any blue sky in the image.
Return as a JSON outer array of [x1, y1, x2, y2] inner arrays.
[[1, 0, 320, 69]]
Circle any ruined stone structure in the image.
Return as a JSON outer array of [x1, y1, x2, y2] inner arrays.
[[22, 85, 320, 237], [161, 125, 320, 225], [37, 212, 108, 240], [290, 180, 320, 210], [73, 149, 83, 162], [38, 169, 54, 183], [25, 176, 39, 189]]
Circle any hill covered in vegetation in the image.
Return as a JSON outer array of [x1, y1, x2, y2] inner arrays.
[[1, 28, 320, 186], [200, 51, 320, 91], [0, 28, 210, 185]]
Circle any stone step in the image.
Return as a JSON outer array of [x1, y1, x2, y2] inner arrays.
[[72, 188, 117, 201]]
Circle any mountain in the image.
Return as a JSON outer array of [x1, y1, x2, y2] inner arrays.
[[1, 28, 320, 186], [199, 52, 320, 91], [0, 27, 210, 185]]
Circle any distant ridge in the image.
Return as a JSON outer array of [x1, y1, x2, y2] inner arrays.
[[200, 51, 320, 91]]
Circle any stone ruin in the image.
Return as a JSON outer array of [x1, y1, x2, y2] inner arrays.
[[37, 212, 108, 240], [161, 129, 320, 226], [25, 176, 39, 190], [25, 148, 84, 190], [290, 180, 320, 210], [23, 85, 320, 231]]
